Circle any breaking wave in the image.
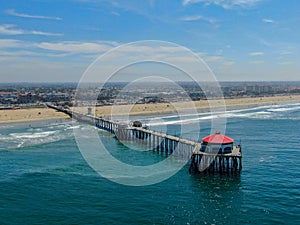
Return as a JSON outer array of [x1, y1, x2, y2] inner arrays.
[[146, 102, 300, 126], [0, 122, 78, 149]]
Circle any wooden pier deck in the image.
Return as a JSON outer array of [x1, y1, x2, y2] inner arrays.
[[47, 104, 242, 174]]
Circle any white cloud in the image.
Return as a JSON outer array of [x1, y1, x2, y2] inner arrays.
[[179, 15, 216, 24], [0, 50, 42, 57], [111, 11, 120, 16], [205, 55, 223, 62], [279, 50, 292, 55], [249, 51, 264, 56], [182, 0, 264, 9], [262, 18, 274, 23], [258, 37, 272, 47], [0, 24, 23, 35], [6, 9, 62, 20], [30, 30, 63, 36], [166, 56, 199, 63], [36, 41, 116, 54], [249, 60, 264, 64], [0, 49, 72, 59], [196, 52, 207, 57], [0, 39, 22, 48], [222, 61, 235, 66], [0, 24, 63, 36], [195, 51, 235, 66], [278, 61, 294, 65]]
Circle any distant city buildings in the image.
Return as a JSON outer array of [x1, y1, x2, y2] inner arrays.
[[244, 84, 273, 95], [0, 82, 299, 107], [0, 92, 18, 104]]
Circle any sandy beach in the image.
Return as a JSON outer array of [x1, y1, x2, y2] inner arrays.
[[1, 95, 299, 123], [0, 107, 70, 124], [76, 95, 300, 117]]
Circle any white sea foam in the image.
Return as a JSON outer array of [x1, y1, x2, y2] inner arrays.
[[0, 124, 14, 129], [64, 125, 81, 130], [10, 130, 57, 139], [267, 106, 300, 112], [146, 105, 268, 125], [147, 102, 300, 126], [0, 134, 14, 142], [1, 123, 75, 149]]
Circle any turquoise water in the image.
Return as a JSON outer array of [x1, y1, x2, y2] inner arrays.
[[0, 103, 299, 224]]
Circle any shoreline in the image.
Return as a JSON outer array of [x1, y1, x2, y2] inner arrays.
[[1, 95, 299, 124]]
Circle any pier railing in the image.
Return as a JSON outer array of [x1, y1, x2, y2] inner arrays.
[[47, 104, 242, 174]]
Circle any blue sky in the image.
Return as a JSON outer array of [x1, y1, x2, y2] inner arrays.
[[0, 0, 299, 82]]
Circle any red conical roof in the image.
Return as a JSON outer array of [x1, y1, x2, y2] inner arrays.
[[202, 132, 234, 144]]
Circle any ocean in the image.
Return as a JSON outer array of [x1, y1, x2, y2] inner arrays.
[[0, 102, 299, 224]]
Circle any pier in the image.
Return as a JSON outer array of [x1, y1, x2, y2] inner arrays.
[[47, 104, 242, 174]]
